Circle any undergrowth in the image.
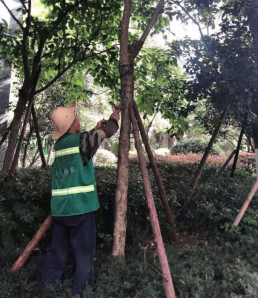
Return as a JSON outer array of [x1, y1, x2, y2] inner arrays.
[[0, 160, 257, 297]]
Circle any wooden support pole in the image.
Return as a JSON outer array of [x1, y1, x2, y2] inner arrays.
[[133, 101, 178, 242], [31, 104, 47, 167], [216, 149, 236, 178], [191, 109, 227, 189], [10, 214, 52, 271], [130, 104, 176, 298], [8, 99, 34, 180], [233, 180, 258, 226], [230, 116, 246, 177]]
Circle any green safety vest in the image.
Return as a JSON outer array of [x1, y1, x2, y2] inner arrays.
[[51, 132, 99, 216]]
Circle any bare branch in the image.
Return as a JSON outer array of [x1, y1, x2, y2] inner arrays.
[[135, 0, 165, 58]]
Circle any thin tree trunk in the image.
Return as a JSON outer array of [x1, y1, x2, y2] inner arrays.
[[10, 215, 52, 271], [112, 0, 133, 257], [230, 117, 246, 177], [130, 104, 176, 298], [46, 143, 53, 165], [191, 109, 227, 189], [31, 104, 47, 167], [133, 101, 178, 242], [3, 96, 27, 173], [113, 0, 165, 256], [216, 149, 236, 178], [8, 98, 34, 180], [233, 180, 258, 226]]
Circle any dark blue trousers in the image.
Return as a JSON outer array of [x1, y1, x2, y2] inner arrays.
[[40, 212, 96, 297]]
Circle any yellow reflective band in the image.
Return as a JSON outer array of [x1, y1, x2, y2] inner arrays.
[[55, 147, 79, 158], [52, 185, 95, 196]]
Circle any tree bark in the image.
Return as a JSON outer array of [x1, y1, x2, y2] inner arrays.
[[233, 180, 258, 226], [133, 101, 178, 242], [10, 214, 52, 271], [112, 0, 165, 256], [130, 105, 176, 298], [31, 104, 47, 167], [230, 117, 246, 177], [3, 95, 27, 173], [191, 109, 227, 189], [216, 149, 236, 178], [112, 0, 133, 257]]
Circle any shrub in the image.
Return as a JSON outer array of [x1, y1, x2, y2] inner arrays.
[[154, 148, 170, 156], [170, 139, 220, 156], [95, 149, 117, 165]]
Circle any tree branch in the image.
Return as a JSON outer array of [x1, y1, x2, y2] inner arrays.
[[0, 0, 24, 31], [120, 0, 132, 65], [35, 47, 115, 94], [134, 0, 165, 58], [177, 3, 204, 40]]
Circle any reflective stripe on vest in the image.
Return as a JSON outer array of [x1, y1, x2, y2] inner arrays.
[[55, 147, 80, 158], [52, 185, 95, 196]]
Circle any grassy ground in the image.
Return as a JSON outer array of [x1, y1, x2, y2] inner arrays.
[[0, 154, 257, 297]]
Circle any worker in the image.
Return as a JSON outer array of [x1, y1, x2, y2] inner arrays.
[[40, 101, 120, 297]]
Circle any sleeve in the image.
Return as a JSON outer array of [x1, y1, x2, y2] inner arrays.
[[79, 129, 102, 166], [101, 118, 119, 138]]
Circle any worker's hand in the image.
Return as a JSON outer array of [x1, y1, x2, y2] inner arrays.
[[95, 119, 106, 130], [109, 110, 120, 122]]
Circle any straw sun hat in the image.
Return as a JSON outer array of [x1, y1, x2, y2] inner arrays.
[[51, 101, 77, 140]]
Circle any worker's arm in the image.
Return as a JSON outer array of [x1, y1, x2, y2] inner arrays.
[[79, 112, 120, 166]]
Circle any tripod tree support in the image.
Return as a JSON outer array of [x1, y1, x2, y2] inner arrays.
[[230, 115, 247, 178], [216, 149, 237, 178], [191, 109, 227, 189], [233, 180, 258, 226], [31, 103, 47, 168], [130, 104, 176, 298], [133, 101, 178, 242], [10, 215, 52, 272]]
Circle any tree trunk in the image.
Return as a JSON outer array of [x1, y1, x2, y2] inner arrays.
[[216, 149, 236, 178], [230, 117, 246, 177], [112, 0, 165, 256], [112, 0, 133, 257], [3, 95, 27, 173], [133, 101, 178, 242], [31, 104, 47, 167], [191, 109, 227, 189], [130, 105, 176, 298], [8, 98, 34, 179], [112, 65, 133, 256], [10, 215, 52, 271], [233, 180, 258, 226]]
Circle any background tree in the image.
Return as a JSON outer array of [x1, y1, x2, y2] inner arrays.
[[0, 0, 121, 177]]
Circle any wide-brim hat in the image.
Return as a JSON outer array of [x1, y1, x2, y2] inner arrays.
[[51, 101, 77, 140]]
